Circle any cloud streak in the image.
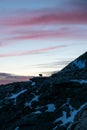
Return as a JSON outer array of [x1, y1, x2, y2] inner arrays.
[[29, 60, 71, 69], [0, 45, 67, 58], [0, 10, 87, 27], [0, 6, 87, 45], [1, 25, 87, 47]]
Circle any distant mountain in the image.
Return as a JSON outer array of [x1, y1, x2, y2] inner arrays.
[[0, 72, 30, 85], [0, 52, 87, 130]]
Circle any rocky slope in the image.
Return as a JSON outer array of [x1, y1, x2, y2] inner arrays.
[[51, 52, 87, 81], [0, 52, 87, 130]]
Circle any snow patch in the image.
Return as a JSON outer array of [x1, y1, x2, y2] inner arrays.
[[73, 60, 85, 69], [35, 105, 45, 110], [14, 126, 19, 130], [5, 89, 27, 105], [46, 104, 56, 112], [31, 82, 36, 86], [33, 111, 42, 114], [25, 93, 39, 108], [53, 102, 87, 130], [35, 104, 56, 113], [53, 125, 58, 130], [71, 79, 87, 84]]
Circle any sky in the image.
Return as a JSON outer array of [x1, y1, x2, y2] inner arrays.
[[0, 0, 87, 84]]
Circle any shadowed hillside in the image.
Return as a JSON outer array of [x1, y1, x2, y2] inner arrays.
[[0, 52, 87, 130]]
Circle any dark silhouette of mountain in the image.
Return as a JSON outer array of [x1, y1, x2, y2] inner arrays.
[[0, 52, 87, 130]]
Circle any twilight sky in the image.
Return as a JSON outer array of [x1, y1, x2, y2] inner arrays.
[[0, 0, 87, 84]]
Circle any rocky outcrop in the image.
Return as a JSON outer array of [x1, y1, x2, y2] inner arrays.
[[70, 105, 87, 130], [0, 79, 87, 130], [51, 52, 87, 81]]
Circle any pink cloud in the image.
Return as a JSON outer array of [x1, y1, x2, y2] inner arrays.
[[0, 45, 67, 58], [0, 42, 15, 47], [0, 26, 87, 48], [0, 8, 87, 45], [0, 9, 87, 27], [2, 27, 87, 43]]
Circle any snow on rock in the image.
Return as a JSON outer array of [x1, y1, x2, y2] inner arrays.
[[5, 89, 27, 105], [46, 104, 56, 112], [35, 104, 56, 113], [71, 79, 87, 84], [31, 82, 36, 86], [14, 126, 19, 130], [61, 98, 71, 106], [33, 111, 42, 114], [28, 79, 36, 86], [7, 89, 27, 99], [53, 125, 58, 130], [61, 98, 74, 113], [24, 93, 40, 108], [53, 102, 87, 130], [73, 60, 85, 69], [53, 110, 77, 130], [35, 105, 45, 110], [53, 98, 76, 129]]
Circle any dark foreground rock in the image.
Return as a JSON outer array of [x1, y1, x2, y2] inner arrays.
[[0, 79, 87, 130]]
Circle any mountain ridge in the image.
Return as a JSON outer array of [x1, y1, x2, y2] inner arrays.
[[50, 52, 87, 83]]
